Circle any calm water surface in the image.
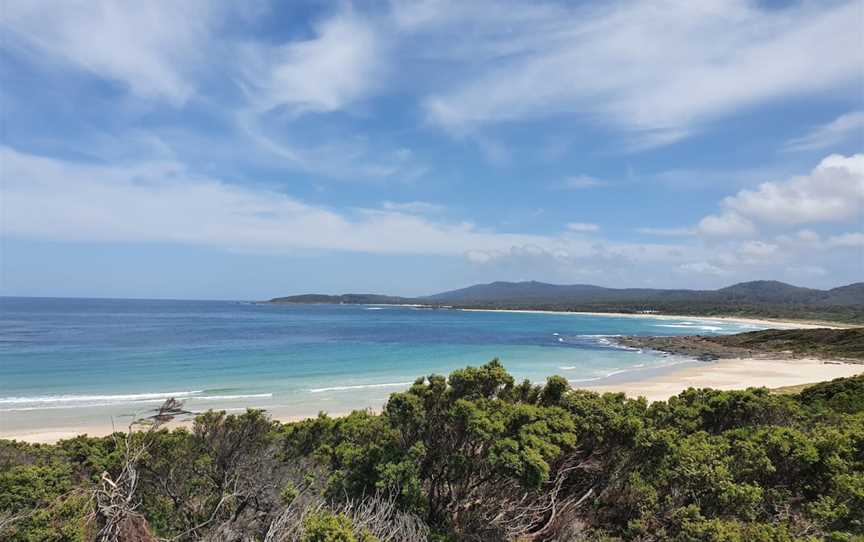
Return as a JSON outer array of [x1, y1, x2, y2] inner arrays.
[[0, 297, 762, 432]]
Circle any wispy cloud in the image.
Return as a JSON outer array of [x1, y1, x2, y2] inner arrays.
[[828, 232, 864, 248], [0, 147, 545, 255], [3, 146, 859, 289], [238, 9, 386, 116], [380, 201, 446, 214], [558, 175, 607, 190], [419, 0, 863, 148], [783, 111, 864, 152], [636, 227, 695, 237], [0, 0, 221, 105], [0, 148, 704, 273], [678, 261, 727, 276]]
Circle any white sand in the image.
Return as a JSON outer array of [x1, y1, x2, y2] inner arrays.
[[460, 309, 845, 329], [4, 358, 860, 443], [0, 412, 331, 444], [583, 357, 863, 402]]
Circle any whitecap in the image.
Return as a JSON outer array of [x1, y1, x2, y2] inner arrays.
[[193, 393, 273, 401]]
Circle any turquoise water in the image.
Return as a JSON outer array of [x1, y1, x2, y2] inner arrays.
[[0, 298, 762, 432]]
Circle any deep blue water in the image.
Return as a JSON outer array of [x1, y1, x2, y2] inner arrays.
[[0, 297, 760, 432]]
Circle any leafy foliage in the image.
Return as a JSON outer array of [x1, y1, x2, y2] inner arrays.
[[2, 361, 863, 541]]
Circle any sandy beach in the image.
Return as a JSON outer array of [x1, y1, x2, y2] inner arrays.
[[583, 357, 863, 402], [0, 412, 320, 445], [459, 308, 847, 329], [4, 357, 861, 444]]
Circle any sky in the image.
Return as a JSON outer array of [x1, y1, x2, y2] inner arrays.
[[0, 0, 863, 300]]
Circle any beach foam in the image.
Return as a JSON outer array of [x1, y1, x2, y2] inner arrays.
[[309, 382, 412, 393], [655, 324, 724, 331], [0, 390, 204, 405], [0, 390, 274, 411]]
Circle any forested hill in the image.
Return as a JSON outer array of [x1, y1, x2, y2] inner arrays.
[[268, 280, 864, 323], [426, 279, 864, 306], [427, 280, 864, 323]]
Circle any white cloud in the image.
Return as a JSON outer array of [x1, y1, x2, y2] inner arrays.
[[679, 261, 726, 275], [465, 250, 495, 264], [794, 229, 821, 244], [775, 229, 822, 249], [0, 0, 219, 105], [240, 10, 385, 116], [690, 154, 863, 239], [566, 222, 600, 233], [560, 175, 606, 190], [2, 147, 732, 284], [2, 147, 858, 289], [636, 227, 695, 237], [828, 232, 864, 248], [722, 154, 864, 224], [238, 115, 428, 182], [784, 111, 864, 152], [737, 240, 779, 262], [696, 212, 756, 237], [380, 201, 445, 214], [419, 0, 864, 147], [231, 10, 420, 182], [0, 147, 547, 255], [786, 265, 828, 277], [463, 240, 704, 269]]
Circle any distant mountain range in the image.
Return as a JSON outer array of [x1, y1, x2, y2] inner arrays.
[[425, 280, 864, 306], [268, 280, 864, 323]]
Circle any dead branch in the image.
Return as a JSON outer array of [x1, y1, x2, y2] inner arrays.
[[89, 398, 193, 542]]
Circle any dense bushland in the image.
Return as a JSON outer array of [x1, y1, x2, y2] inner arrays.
[[2, 362, 863, 541]]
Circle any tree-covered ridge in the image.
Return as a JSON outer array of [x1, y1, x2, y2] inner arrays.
[[267, 280, 864, 323], [2, 363, 863, 541]]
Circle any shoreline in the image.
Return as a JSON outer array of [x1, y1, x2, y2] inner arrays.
[[458, 308, 847, 329], [0, 412, 330, 445], [4, 356, 861, 444]]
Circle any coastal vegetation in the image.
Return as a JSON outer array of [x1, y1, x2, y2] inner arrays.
[[2, 362, 863, 541], [618, 328, 864, 362]]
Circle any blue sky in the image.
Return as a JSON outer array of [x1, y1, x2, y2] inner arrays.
[[1, 0, 862, 299]]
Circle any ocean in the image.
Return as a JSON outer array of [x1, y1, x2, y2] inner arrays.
[[0, 297, 762, 434]]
